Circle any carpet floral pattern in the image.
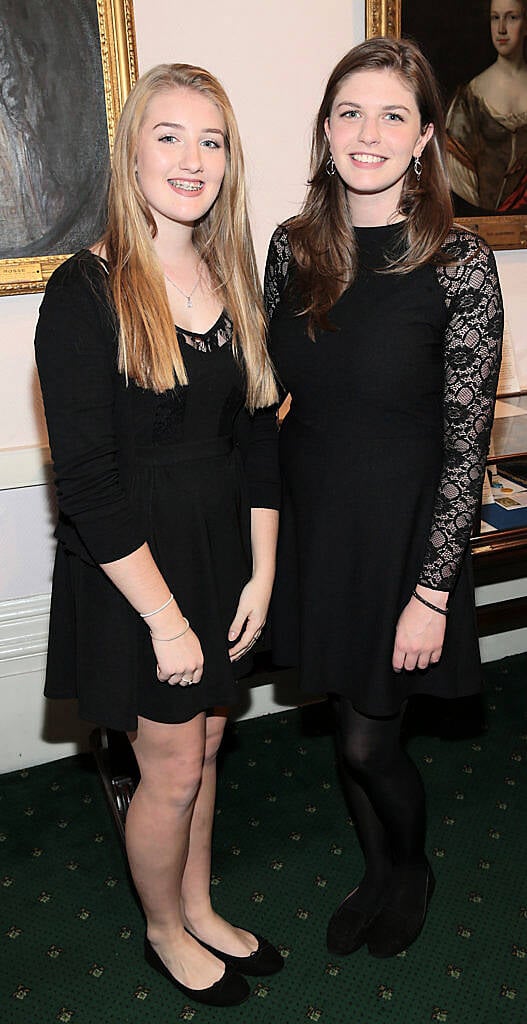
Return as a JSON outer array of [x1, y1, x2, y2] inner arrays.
[[1, 654, 526, 1023]]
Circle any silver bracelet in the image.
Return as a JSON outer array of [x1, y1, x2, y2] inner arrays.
[[140, 594, 174, 619], [150, 617, 190, 641]]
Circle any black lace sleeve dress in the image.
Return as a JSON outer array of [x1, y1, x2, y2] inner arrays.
[[264, 223, 503, 714], [35, 252, 280, 732]]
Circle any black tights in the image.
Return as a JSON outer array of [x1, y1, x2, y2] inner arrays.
[[331, 696, 427, 910]]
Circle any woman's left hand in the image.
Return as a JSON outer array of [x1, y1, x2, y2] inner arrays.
[[228, 575, 272, 661], [392, 588, 448, 672]]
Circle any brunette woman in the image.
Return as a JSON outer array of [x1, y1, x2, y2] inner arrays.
[[36, 64, 282, 1006], [265, 37, 502, 959]]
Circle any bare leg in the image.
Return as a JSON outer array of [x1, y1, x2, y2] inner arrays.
[[126, 713, 226, 990], [180, 711, 258, 956]]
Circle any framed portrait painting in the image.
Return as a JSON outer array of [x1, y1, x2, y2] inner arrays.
[[365, 0, 527, 249], [0, 0, 137, 295]]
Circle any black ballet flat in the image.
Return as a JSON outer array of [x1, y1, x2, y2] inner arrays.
[[327, 887, 384, 956], [190, 932, 284, 976], [144, 936, 250, 1006], [366, 862, 436, 958]]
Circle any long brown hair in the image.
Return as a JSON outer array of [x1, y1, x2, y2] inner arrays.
[[287, 37, 454, 336], [103, 63, 277, 409]]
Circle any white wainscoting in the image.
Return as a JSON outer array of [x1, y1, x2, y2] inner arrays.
[[0, 593, 94, 773], [0, 445, 50, 490]]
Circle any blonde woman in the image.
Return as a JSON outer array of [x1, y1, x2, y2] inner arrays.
[[35, 64, 282, 1007]]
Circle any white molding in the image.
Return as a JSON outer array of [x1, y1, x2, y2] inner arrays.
[[475, 580, 527, 660], [0, 593, 50, 677], [475, 578, 527, 604], [479, 628, 527, 662], [0, 444, 51, 490]]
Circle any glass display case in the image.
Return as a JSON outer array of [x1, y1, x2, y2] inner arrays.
[[472, 395, 527, 635]]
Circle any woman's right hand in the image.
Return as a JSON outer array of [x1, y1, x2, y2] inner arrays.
[[392, 587, 447, 672], [151, 626, 204, 687]]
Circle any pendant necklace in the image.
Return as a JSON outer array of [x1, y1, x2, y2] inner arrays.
[[164, 260, 202, 308]]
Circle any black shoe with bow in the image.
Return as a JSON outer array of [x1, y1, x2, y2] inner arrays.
[[144, 936, 250, 1006], [190, 931, 284, 976]]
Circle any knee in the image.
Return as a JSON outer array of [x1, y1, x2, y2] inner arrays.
[[141, 753, 204, 810], [203, 717, 226, 766], [338, 733, 389, 781], [168, 762, 203, 809], [175, 758, 204, 805]]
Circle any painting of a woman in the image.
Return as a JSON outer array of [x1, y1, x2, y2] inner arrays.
[[446, 0, 527, 213]]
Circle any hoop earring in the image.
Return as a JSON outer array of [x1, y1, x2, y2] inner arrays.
[[414, 155, 423, 181], [326, 155, 336, 177]]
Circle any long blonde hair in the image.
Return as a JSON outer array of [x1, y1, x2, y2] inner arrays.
[[102, 63, 277, 409], [287, 37, 454, 337]]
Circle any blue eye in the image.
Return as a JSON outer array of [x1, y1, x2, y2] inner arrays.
[[201, 138, 221, 149], [385, 112, 403, 122], [341, 109, 360, 118], [159, 134, 177, 144]]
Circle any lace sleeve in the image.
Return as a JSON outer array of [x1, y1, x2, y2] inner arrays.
[[418, 231, 503, 591], [264, 225, 292, 321]]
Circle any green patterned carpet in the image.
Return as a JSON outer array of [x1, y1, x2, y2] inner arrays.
[[1, 654, 526, 1024]]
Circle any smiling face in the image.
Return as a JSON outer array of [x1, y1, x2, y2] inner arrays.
[[135, 86, 227, 233], [490, 0, 527, 57], [324, 67, 434, 225]]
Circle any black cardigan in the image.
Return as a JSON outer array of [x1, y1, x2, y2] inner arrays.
[[35, 252, 280, 567]]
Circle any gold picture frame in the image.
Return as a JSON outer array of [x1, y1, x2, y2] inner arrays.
[[365, 0, 527, 250], [365, 0, 400, 39], [0, 0, 138, 296]]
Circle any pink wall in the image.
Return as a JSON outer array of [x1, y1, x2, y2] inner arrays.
[[0, 0, 360, 453]]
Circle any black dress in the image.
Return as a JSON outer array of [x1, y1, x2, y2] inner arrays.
[[35, 252, 279, 732], [264, 223, 503, 715]]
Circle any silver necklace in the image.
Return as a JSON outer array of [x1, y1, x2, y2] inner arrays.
[[164, 261, 202, 308]]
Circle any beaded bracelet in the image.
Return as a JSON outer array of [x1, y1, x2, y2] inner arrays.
[[140, 594, 174, 619], [412, 589, 448, 617], [150, 617, 190, 641]]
